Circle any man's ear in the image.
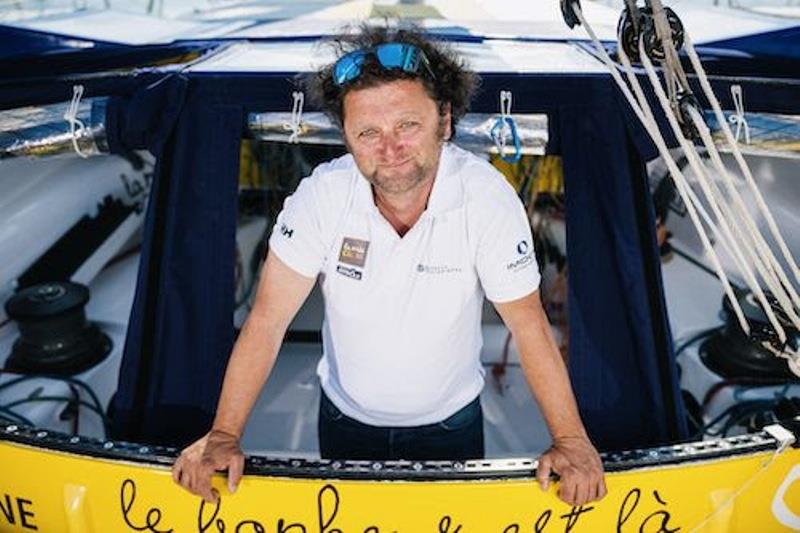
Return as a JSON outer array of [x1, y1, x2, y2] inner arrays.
[[440, 102, 453, 141]]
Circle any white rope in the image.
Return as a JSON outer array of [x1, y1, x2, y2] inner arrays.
[[637, 44, 794, 342], [648, 0, 689, 109], [573, 4, 752, 335], [729, 85, 751, 145], [685, 105, 800, 331], [283, 91, 304, 144], [576, 3, 800, 370], [618, 46, 747, 284], [662, 14, 800, 365], [683, 104, 800, 318], [683, 32, 800, 289], [63, 84, 90, 159], [679, 32, 800, 324], [495, 90, 513, 154]]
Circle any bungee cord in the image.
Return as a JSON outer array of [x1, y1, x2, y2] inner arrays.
[[564, 0, 799, 373]]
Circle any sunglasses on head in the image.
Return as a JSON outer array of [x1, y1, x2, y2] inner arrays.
[[333, 43, 436, 86]]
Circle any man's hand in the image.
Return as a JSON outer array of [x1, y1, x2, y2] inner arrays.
[[536, 435, 606, 505], [172, 429, 245, 503]]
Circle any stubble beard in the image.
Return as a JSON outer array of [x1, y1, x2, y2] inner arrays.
[[367, 119, 447, 196], [368, 160, 430, 195]]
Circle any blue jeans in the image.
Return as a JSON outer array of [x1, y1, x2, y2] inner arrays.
[[318, 391, 484, 460]]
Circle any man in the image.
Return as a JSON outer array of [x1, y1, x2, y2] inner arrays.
[[173, 24, 606, 506]]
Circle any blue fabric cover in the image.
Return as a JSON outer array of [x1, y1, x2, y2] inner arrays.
[[105, 71, 688, 450], [0, 24, 109, 61], [703, 26, 800, 62]]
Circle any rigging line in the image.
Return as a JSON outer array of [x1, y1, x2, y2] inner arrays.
[[621, 43, 750, 279], [683, 32, 800, 288], [583, 7, 751, 334], [677, 90, 798, 296], [637, 43, 791, 342], [679, 63, 800, 314], [647, 0, 691, 93], [671, 246, 741, 291], [685, 105, 800, 329], [580, 1, 799, 372], [0, 371, 107, 429], [623, 0, 641, 33], [582, 3, 796, 342]]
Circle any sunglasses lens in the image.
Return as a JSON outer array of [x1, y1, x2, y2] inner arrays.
[[333, 44, 430, 86], [375, 43, 416, 71], [334, 51, 366, 85]]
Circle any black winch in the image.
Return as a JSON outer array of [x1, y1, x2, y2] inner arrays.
[[701, 291, 800, 380], [4, 282, 111, 375]]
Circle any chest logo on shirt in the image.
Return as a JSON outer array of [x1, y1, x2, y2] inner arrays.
[[336, 265, 362, 280], [339, 237, 370, 267]]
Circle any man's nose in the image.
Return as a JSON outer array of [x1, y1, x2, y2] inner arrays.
[[378, 131, 402, 159]]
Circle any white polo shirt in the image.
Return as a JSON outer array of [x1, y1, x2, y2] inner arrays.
[[269, 143, 540, 426]]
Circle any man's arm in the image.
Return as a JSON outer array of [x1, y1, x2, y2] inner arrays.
[[493, 290, 606, 505], [172, 250, 316, 502]]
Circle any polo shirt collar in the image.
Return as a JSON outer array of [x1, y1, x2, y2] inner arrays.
[[352, 142, 463, 216]]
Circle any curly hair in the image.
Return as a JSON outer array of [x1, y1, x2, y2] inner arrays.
[[302, 23, 480, 135]]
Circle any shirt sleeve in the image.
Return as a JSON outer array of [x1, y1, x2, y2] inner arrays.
[[268, 176, 326, 278], [475, 189, 541, 303]]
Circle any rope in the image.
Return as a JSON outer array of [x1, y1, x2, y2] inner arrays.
[[283, 91, 305, 144], [680, 33, 800, 326], [491, 90, 522, 163], [729, 85, 751, 145], [683, 32, 800, 289], [573, 2, 800, 373], [684, 101, 800, 319], [685, 105, 800, 331], [573, 4, 752, 335], [637, 43, 794, 342], [63, 84, 90, 159]]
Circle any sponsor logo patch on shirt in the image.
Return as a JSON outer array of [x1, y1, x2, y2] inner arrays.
[[416, 263, 462, 275], [507, 239, 535, 272], [336, 265, 363, 280], [339, 237, 369, 267]]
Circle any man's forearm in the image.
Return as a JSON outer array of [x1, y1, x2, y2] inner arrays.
[[497, 293, 588, 440], [210, 313, 285, 438], [515, 317, 588, 440], [496, 293, 606, 505]]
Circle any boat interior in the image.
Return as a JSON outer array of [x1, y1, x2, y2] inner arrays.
[[1, 131, 797, 459]]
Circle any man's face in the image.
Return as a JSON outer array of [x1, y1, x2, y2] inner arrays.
[[342, 79, 452, 195]]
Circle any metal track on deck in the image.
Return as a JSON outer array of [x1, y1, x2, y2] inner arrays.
[[1, 421, 796, 481]]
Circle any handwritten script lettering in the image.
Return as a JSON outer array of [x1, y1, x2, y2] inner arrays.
[[119, 479, 681, 532], [120, 479, 173, 533], [617, 489, 680, 533]]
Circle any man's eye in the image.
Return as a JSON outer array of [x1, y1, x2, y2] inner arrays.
[[359, 129, 378, 139], [399, 121, 420, 130]]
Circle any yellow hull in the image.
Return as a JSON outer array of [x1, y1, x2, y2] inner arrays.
[[2, 424, 800, 532]]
